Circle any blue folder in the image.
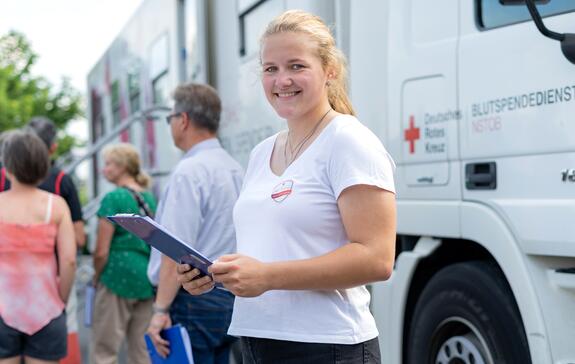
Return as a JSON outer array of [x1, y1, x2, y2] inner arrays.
[[107, 214, 220, 286], [144, 324, 194, 364]]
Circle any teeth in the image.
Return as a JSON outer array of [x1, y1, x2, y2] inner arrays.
[[277, 92, 297, 97]]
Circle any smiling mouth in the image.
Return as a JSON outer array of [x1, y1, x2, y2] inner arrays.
[[275, 91, 301, 98]]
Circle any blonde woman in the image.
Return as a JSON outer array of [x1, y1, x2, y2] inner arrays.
[[91, 143, 157, 364], [177, 10, 396, 364]]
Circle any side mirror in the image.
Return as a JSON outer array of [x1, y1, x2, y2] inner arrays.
[[500, 0, 575, 64], [500, 0, 549, 4]]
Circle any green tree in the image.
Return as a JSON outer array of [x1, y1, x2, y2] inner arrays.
[[0, 30, 83, 157]]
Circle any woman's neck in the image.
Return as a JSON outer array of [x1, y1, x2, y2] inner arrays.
[[116, 175, 141, 191], [286, 103, 333, 141], [8, 180, 37, 193]]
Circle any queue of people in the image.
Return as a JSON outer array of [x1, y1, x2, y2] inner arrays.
[[0, 9, 396, 364]]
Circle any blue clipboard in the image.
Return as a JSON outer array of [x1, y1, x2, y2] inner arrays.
[[107, 214, 221, 287]]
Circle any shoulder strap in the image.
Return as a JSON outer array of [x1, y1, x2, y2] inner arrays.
[[123, 187, 154, 218], [45, 194, 54, 223], [54, 171, 65, 196], [0, 168, 5, 192]]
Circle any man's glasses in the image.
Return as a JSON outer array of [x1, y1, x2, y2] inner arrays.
[[165, 112, 183, 124]]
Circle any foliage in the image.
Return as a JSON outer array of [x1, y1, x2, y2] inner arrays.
[[0, 30, 83, 158]]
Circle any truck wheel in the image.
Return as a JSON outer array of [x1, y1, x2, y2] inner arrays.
[[406, 261, 531, 364]]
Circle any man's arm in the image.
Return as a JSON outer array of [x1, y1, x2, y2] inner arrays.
[[147, 255, 182, 358], [147, 171, 204, 356], [61, 174, 86, 248]]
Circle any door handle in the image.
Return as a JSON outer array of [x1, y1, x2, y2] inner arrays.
[[465, 162, 496, 190]]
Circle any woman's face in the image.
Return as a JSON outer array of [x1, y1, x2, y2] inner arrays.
[[261, 32, 330, 122], [102, 157, 125, 184]]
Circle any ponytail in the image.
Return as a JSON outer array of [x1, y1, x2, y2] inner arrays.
[[135, 171, 151, 189], [327, 49, 355, 115]]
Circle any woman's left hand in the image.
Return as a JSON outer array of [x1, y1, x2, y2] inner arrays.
[[209, 254, 271, 297]]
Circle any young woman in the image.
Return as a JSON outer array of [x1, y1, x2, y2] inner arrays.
[[91, 143, 157, 364], [178, 10, 397, 363], [0, 130, 76, 364]]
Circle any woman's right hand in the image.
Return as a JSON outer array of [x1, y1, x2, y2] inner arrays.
[[176, 264, 215, 295]]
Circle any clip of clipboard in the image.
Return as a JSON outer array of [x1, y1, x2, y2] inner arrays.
[[107, 214, 223, 288]]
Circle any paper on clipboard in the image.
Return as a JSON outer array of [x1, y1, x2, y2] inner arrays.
[[107, 214, 220, 286]]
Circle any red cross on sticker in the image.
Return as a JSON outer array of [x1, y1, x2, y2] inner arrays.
[[271, 180, 294, 203], [404, 115, 420, 154]]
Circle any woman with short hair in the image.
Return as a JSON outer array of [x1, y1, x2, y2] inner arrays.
[[0, 130, 76, 364]]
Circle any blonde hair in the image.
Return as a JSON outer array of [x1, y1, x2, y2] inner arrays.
[[102, 143, 151, 189], [261, 10, 355, 116]]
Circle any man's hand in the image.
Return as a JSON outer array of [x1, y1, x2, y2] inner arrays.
[[146, 312, 172, 358], [176, 264, 215, 295]]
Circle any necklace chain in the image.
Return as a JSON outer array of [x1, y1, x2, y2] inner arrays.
[[283, 108, 332, 168]]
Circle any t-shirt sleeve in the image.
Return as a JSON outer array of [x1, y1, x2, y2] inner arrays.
[[328, 123, 396, 199], [97, 191, 119, 218], [60, 174, 83, 222]]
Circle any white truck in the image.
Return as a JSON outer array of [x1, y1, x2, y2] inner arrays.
[[85, 1, 575, 363]]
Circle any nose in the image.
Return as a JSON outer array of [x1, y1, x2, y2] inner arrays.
[[275, 70, 293, 88]]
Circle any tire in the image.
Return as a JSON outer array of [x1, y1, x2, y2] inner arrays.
[[406, 261, 531, 364]]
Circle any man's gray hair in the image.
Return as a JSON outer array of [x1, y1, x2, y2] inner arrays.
[[173, 83, 221, 133], [26, 116, 57, 148]]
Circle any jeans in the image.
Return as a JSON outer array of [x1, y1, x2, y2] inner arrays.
[[170, 288, 237, 364], [240, 337, 381, 364]]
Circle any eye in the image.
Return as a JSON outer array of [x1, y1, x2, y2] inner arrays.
[[290, 64, 305, 70], [263, 65, 277, 73]]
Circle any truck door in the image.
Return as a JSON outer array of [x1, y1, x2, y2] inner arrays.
[[387, 0, 461, 235], [459, 3, 575, 251]]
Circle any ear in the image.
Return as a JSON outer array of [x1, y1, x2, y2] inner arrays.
[[49, 143, 58, 155], [179, 112, 190, 131], [325, 64, 336, 80]]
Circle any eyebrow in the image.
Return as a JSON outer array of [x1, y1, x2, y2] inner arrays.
[[262, 58, 307, 66]]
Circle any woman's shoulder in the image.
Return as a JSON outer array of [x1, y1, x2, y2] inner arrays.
[[49, 192, 72, 223], [101, 187, 133, 205], [327, 114, 382, 147]]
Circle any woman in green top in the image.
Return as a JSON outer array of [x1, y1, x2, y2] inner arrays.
[[91, 143, 157, 364]]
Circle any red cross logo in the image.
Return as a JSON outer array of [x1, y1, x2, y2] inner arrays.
[[404, 116, 420, 154]]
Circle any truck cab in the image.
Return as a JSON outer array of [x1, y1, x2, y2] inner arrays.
[[370, 1, 575, 363]]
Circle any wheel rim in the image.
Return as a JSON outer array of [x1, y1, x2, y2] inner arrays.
[[432, 317, 494, 364]]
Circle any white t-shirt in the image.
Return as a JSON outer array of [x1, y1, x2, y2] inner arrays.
[[228, 115, 396, 344]]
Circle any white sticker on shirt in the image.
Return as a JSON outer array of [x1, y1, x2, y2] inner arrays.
[[271, 180, 293, 203]]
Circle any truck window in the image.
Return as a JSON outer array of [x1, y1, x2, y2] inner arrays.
[[479, 0, 575, 29], [239, 0, 283, 57]]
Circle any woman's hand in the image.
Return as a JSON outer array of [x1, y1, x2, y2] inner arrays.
[[209, 254, 270, 297], [176, 264, 215, 295]]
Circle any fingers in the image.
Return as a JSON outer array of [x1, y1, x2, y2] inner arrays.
[[150, 332, 171, 358], [217, 254, 240, 262], [176, 263, 192, 274], [209, 261, 233, 274], [176, 266, 204, 284], [146, 316, 171, 358], [182, 276, 215, 295], [177, 265, 215, 295]]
